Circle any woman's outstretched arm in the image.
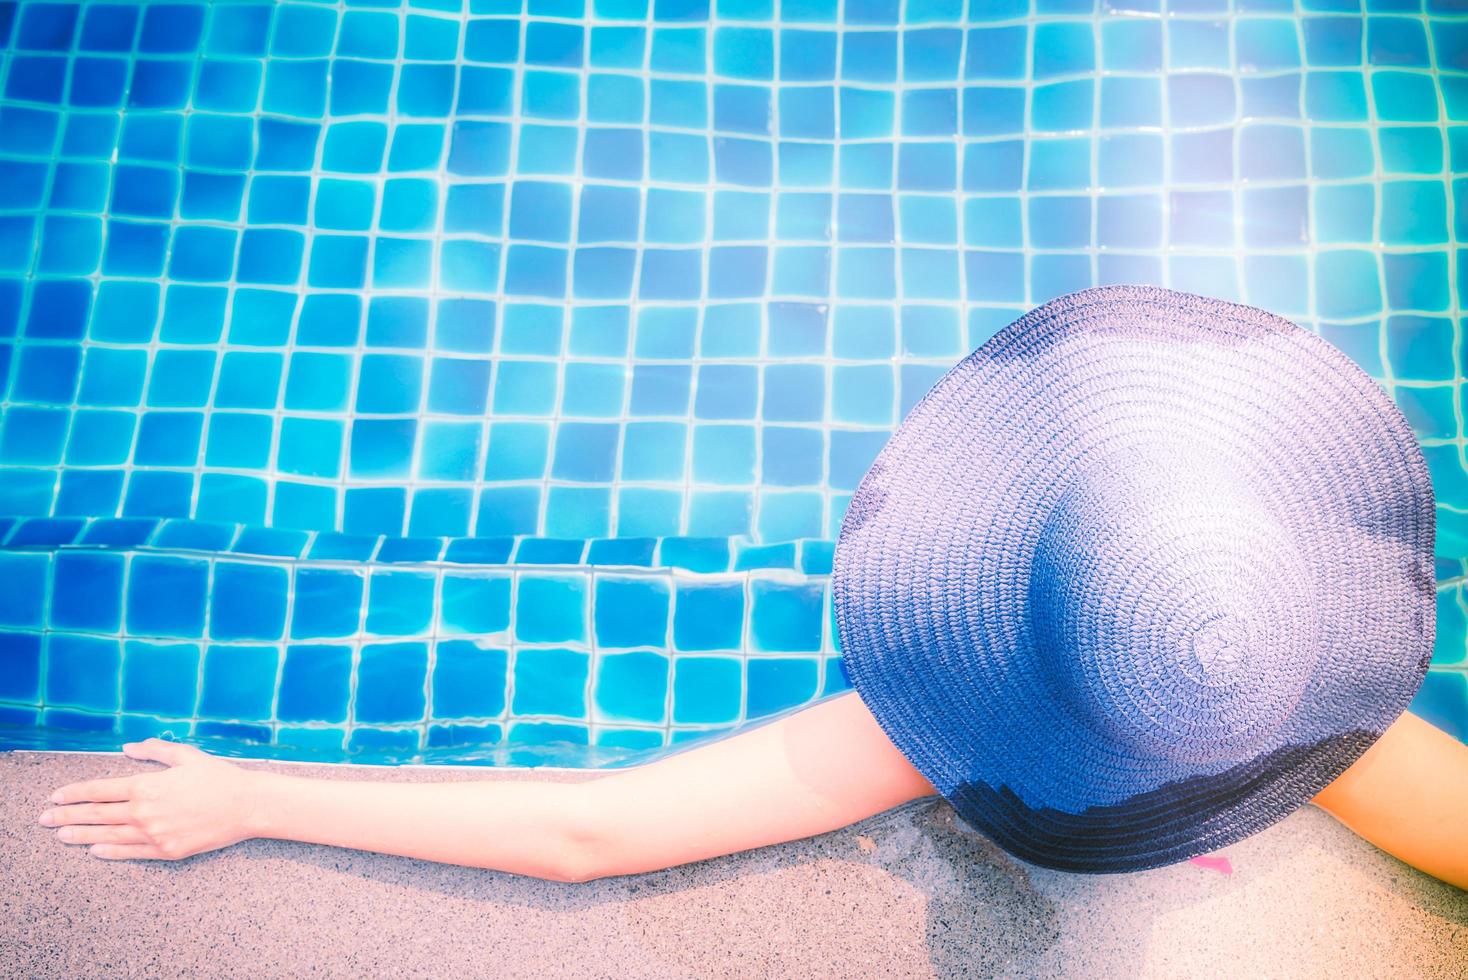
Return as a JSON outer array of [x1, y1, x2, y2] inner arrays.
[[40, 693, 1465, 889], [39, 689, 937, 881]]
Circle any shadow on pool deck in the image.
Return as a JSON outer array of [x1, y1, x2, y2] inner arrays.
[[3, 751, 1465, 979]]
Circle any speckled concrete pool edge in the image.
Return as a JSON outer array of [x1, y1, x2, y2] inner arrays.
[[3, 751, 1465, 979]]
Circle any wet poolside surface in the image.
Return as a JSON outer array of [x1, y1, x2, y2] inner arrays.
[[4, 750, 1465, 978]]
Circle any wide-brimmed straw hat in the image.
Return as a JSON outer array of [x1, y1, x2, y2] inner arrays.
[[833, 284, 1436, 873]]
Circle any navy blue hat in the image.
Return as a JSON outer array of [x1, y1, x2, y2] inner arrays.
[[833, 285, 1436, 874]]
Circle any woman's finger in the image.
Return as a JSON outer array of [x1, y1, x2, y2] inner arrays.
[[122, 737, 209, 767], [42, 801, 134, 826], [54, 824, 150, 846], [89, 843, 168, 861], [49, 776, 135, 804]]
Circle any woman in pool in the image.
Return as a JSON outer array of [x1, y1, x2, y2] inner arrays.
[[32, 287, 1468, 891]]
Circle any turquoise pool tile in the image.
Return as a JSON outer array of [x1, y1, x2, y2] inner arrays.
[[1387, 315, 1456, 383], [195, 721, 271, 745], [44, 635, 119, 712], [274, 727, 346, 759], [842, 31, 896, 83], [686, 490, 753, 535], [899, 195, 958, 244], [1305, 70, 1368, 121], [428, 721, 504, 750], [511, 537, 585, 565], [210, 562, 288, 642], [475, 486, 541, 536], [1379, 126, 1443, 175], [1171, 19, 1232, 70], [512, 646, 589, 718], [587, 537, 657, 567], [595, 727, 665, 751], [750, 579, 825, 652], [122, 471, 196, 518], [1312, 184, 1375, 243], [900, 305, 961, 357], [1236, 17, 1302, 71], [270, 481, 336, 531], [404, 490, 471, 537], [53, 469, 121, 516], [822, 655, 850, 695], [1368, 17, 1429, 67], [126, 556, 207, 638], [830, 365, 893, 426], [692, 424, 755, 484], [433, 640, 509, 718], [417, 420, 483, 482], [406, 13, 459, 60], [1317, 251, 1384, 319], [733, 541, 798, 572], [567, 306, 630, 358], [1381, 181, 1448, 245], [1435, 588, 1468, 667], [1304, 15, 1363, 66], [80, 4, 136, 51], [660, 536, 731, 572], [1244, 254, 1311, 317], [364, 570, 435, 637], [199, 644, 277, 722], [594, 651, 670, 723], [673, 580, 744, 650], [121, 639, 199, 716], [515, 574, 588, 643], [619, 421, 686, 481], [1241, 71, 1303, 121], [437, 573, 511, 636], [277, 644, 351, 724], [756, 493, 823, 542], [613, 489, 681, 536], [594, 575, 671, 648], [1243, 186, 1309, 247], [769, 425, 827, 487], [551, 420, 619, 482], [12, 344, 79, 405], [1240, 124, 1307, 180], [1373, 69, 1439, 122], [6, 517, 82, 547], [1098, 76, 1160, 129], [348, 727, 421, 755], [289, 569, 364, 640], [348, 419, 418, 480], [671, 655, 741, 723], [1385, 252, 1449, 313], [507, 721, 590, 761], [1395, 385, 1456, 440], [212, 351, 281, 410], [196, 59, 263, 115], [356, 641, 429, 724], [51, 709, 117, 736], [746, 657, 818, 719]]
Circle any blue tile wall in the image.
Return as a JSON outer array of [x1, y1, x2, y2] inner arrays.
[[1, 0, 1466, 764], [0, 517, 853, 764]]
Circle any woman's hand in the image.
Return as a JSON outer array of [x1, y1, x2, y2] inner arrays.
[[38, 737, 263, 862]]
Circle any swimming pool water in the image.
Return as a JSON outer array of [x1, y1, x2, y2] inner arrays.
[[0, 0, 1465, 765]]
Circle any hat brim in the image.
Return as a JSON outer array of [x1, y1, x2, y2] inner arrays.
[[832, 284, 1437, 874]]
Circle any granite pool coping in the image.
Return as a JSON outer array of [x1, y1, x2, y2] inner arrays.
[[3, 750, 1465, 979]]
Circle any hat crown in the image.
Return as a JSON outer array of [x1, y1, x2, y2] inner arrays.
[[1028, 440, 1320, 765]]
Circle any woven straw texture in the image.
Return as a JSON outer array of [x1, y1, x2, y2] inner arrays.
[[833, 284, 1437, 874]]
